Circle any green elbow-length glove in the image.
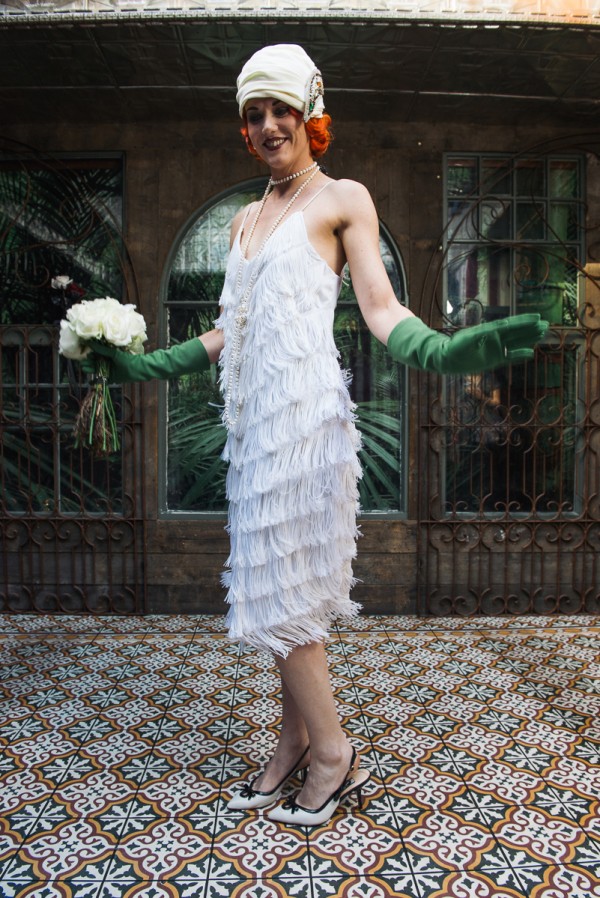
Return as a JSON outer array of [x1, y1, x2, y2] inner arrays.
[[386, 313, 548, 374], [80, 337, 210, 383]]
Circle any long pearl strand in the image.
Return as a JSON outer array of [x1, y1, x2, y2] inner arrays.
[[223, 165, 320, 430]]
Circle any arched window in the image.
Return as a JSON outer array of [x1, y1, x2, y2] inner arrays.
[[159, 179, 408, 516]]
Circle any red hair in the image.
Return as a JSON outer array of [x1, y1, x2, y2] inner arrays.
[[241, 109, 333, 161]]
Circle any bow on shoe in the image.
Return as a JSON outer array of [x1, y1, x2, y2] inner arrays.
[[227, 747, 310, 811], [239, 781, 258, 799]]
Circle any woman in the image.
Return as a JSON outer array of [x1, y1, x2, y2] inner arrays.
[[85, 44, 547, 826]]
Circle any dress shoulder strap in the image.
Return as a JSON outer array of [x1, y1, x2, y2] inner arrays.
[[236, 202, 256, 245], [301, 180, 335, 212]]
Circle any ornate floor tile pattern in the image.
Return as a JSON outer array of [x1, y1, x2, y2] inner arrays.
[[1, 613, 600, 897]]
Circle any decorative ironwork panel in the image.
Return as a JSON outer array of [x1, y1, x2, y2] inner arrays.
[[417, 329, 599, 616], [418, 149, 599, 616], [1, 325, 146, 613], [0, 149, 145, 615]]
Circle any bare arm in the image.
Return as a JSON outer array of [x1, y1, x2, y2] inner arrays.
[[198, 329, 224, 364], [332, 180, 547, 373], [337, 181, 413, 344]]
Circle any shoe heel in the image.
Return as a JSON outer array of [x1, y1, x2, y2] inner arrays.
[[343, 768, 370, 812]]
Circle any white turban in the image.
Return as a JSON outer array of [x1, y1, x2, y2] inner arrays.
[[236, 44, 325, 122]]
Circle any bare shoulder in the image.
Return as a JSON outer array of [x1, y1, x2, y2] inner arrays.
[[326, 178, 377, 225], [330, 178, 373, 202]]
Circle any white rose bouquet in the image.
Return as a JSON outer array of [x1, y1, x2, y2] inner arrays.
[[59, 296, 147, 455]]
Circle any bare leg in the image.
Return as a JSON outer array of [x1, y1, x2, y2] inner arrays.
[[252, 673, 309, 792], [275, 641, 357, 809]]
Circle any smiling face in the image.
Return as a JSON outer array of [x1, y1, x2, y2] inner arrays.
[[244, 98, 313, 174]]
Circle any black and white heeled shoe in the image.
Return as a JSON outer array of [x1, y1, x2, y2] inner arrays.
[[267, 747, 370, 826], [227, 746, 310, 810]]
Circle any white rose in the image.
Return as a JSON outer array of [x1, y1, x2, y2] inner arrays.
[[123, 308, 148, 345], [96, 297, 121, 322], [67, 301, 103, 340], [58, 321, 90, 360], [128, 334, 146, 356], [102, 305, 136, 346], [101, 297, 122, 312], [63, 296, 148, 352], [52, 275, 72, 290]]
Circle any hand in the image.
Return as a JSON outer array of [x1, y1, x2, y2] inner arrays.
[[445, 314, 549, 371], [79, 339, 118, 378], [386, 313, 549, 374], [77, 337, 210, 383], [85, 338, 118, 358]]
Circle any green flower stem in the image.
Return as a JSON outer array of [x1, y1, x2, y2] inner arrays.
[[89, 382, 100, 445], [73, 356, 121, 456], [97, 359, 120, 454]]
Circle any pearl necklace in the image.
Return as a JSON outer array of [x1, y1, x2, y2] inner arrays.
[[223, 165, 320, 429], [270, 160, 318, 186]]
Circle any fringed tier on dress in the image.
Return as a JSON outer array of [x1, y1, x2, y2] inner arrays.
[[216, 209, 362, 657]]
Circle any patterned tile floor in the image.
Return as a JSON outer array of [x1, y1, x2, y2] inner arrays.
[[1, 613, 599, 898]]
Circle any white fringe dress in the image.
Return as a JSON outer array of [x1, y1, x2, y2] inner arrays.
[[216, 189, 362, 657]]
